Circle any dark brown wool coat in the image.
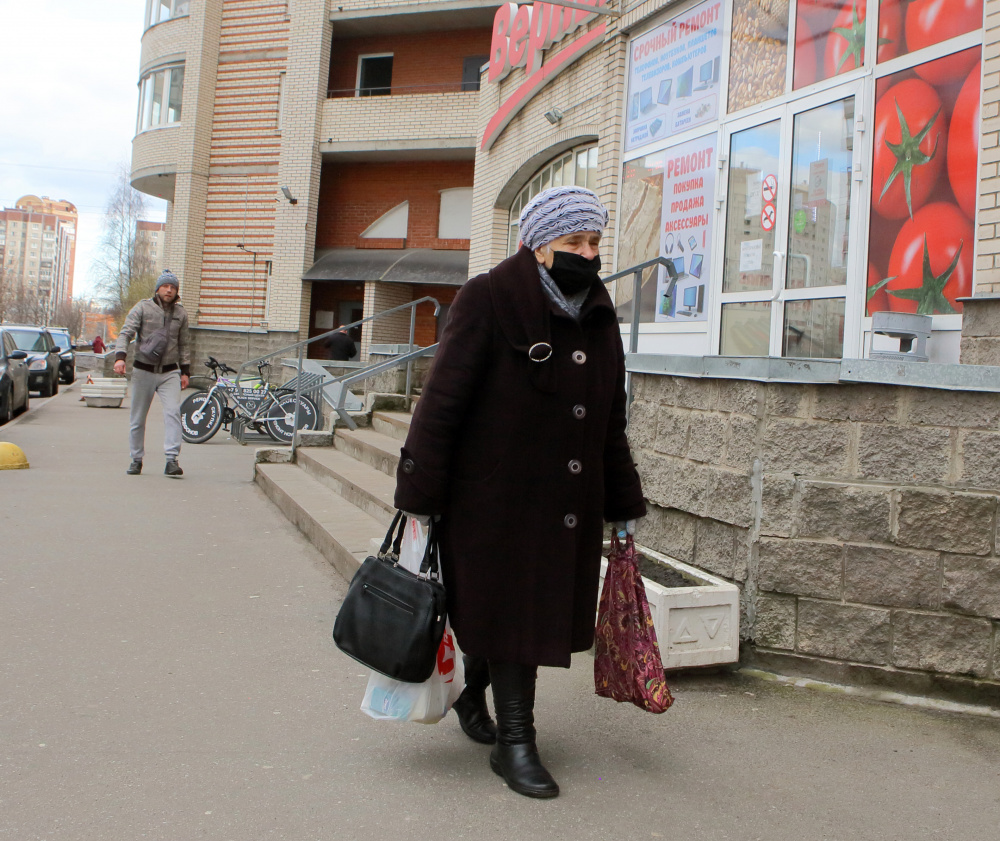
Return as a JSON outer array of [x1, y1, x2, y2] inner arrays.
[[394, 246, 646, 667]]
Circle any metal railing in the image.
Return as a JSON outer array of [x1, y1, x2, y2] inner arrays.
[[603, 256, 680, 408], [236, 296, 440, 460], [327, 81, 480, 98]]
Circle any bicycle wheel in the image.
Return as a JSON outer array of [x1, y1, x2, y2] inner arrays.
[[264, 393, 319, 443], [180, 391, 224, 443]]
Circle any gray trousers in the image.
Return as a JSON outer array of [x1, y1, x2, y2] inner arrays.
[[129, 368, 182, 462]]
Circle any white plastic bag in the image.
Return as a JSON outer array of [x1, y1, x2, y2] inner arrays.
[[360, 517, 465, 724]]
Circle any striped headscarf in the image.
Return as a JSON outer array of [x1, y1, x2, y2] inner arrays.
[[518, 186, 609, 251]]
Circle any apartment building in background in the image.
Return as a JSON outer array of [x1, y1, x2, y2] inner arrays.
[[0, 195, 78, 319], [135, 220, 168, 278], [131, 0, 497, 362]]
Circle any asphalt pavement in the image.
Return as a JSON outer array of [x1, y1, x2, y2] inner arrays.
[[1, 382, 999, 841]]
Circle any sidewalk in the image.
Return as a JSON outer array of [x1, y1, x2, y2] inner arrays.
[[1, 384, 999, 841]]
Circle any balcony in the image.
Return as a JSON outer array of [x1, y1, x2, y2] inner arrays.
[[321, 85, 479, 161], [131, 125, 182, 201]]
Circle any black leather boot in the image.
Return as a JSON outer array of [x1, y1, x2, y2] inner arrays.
[[453, 654, 497, 744], [488, 661, 559, 799]]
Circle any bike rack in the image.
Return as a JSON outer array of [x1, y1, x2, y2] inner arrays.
[[235, 296, 441, 461]]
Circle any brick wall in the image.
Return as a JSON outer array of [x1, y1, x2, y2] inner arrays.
[[315, 160, 474, 249], [628, 372, 1000, 703], [328, 28, 491, 95]]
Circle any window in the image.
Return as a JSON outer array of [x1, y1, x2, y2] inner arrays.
[[137, 65, 184, 132], [621, 0, 983, 361], [462, 56, 489, 92], [438, 188, 473, 239], [357, 55, 393, 97], [361, 202, 409, 239], [144, 0, 189, 29], [507, 144, 599, 254]]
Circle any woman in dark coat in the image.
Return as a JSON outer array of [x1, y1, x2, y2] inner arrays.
[[394, 186, 645, 799]]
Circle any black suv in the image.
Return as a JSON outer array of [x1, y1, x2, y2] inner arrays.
[[2, 325, 61, 396], [48, 327, 76, 383]]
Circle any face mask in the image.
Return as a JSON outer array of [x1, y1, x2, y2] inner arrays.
[[548, 250, 602, 296]]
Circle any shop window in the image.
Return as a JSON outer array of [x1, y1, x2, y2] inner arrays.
[[438, 189, 473, 239], [865, 46, 980, 316], [137, 65, 184, 132], [507, 144, 598, 254], [729, 0, 789, 112], [357, 55, 393, 97]]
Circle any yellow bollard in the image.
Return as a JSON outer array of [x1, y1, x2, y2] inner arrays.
[[0, 442, 29, 470]]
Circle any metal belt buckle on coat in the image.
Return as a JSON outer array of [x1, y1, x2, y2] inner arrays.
[[528, 342, 553, 362]]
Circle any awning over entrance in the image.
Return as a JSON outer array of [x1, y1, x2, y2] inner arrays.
[[303, 248, 470, 286]]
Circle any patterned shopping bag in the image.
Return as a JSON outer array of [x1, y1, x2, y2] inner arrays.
[[594, 532, 674, 714]]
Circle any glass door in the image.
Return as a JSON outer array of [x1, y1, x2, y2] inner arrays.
[[714, 82, 865, 358]]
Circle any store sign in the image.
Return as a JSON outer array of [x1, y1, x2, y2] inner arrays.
[[657, 135, 716, 323], [624, 0, 724, 153], [482, 0, 608, 150]]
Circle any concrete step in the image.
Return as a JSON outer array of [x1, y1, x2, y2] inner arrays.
[[296, 447, 397, 527], [334, 427, 402, 478], [371, 410, 412, 442], [255, 462, 381, 583]]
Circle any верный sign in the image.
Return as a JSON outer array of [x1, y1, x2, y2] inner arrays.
[[482, 0, 608, 150]]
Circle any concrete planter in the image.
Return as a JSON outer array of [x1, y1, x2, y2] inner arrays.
[[600, 542, 740, 670], [81, 378, 128, 409]]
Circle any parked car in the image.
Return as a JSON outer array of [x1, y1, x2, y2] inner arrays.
[[0, 327, 30, 424], [48, 327, 76, 383], [2, 325, 61, 396]]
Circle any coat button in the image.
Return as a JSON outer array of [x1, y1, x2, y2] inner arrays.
[[563, 513, 578, 529], [568, 459, 582, 475], [401, 458, 415, 474], [572, 350, 587, 365], [573, 404, 586, 419]]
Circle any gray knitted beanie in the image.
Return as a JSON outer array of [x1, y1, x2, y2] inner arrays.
[[518, 186, 608, 251]]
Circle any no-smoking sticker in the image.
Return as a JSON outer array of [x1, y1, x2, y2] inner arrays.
[[761, 204, 776, 231], [762, 174, 777, 203]]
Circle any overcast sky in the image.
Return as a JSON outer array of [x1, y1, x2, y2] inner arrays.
[[0, 0, 167, 299]]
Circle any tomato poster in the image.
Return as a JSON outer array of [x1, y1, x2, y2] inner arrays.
[[866, 46, 981, 316], [625, 0, 724, 153], [656, 134, 717, 323]]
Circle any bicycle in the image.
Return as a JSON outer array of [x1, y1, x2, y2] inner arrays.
[[179, 357, 320, 444]]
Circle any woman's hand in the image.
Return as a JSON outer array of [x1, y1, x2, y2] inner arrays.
[[613, 519, 639, 537]]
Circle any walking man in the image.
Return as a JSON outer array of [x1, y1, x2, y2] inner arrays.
[[113, 270, 191, 477]]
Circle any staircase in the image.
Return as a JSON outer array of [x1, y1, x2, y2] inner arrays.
[[254, 411, 411, 582]]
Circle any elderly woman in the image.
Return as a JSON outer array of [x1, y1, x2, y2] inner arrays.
[[394, 186, 645, 799]]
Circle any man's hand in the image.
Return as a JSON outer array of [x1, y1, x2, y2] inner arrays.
[[180, 374, 189, 389], [113, 360, 126, 375]]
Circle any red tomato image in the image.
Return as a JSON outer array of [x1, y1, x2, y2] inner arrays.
[[867, 263, 891, 315], [907, 0, 983, 83], [948, 60, 982, 220], [825, 0, 903, 77], [793, 13, 817, 89], [872, 78, 947, 220], [887, 203, 973, 314]]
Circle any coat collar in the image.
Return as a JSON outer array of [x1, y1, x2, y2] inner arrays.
[[488, 246, 615, 357]]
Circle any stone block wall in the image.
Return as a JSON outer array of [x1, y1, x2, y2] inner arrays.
[[628, 373, 1000, 703]]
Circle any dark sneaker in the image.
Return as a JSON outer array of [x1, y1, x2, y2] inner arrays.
[[165, 460, 183, 478], [126, 460, 142, 475]]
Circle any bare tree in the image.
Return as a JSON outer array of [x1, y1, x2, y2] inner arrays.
[[93, 162, 157, 325], [52, 297, 88, 339], [0, 259, 48, 325]]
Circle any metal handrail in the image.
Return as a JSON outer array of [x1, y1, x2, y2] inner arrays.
[[603, 257, 680, 409], [236, 296, 440, 459]]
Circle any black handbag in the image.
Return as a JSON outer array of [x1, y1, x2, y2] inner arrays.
[[332, 511, 447, 683]]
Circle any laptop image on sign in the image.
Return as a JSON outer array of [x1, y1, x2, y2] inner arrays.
[[657, 79, 672, 105]]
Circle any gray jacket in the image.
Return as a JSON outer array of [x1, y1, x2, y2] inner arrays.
[[115, 295, 191, 374]]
